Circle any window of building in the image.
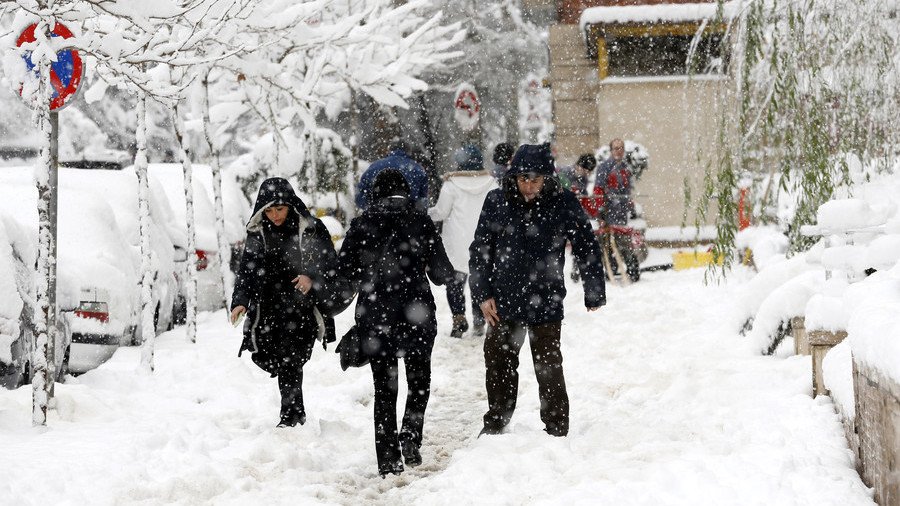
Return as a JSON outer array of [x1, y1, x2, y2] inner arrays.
[[605, 32, 726, 77]]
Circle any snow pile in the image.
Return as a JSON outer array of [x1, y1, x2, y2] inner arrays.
[[822, 340, 855, 419], [746, 270, 824, 355], [580, 2, 737, 30], [644, 225, 716, 243], [735, 225, 789, 270], [845, 267, 900, 384], [815, 199, 879, 231], [0, 220, 25, 365], [805, 291, 850, 334], [738, 167, 900, 394], [730, 254, 818, 332]]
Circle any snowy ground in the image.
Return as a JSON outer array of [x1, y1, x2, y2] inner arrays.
[[0, 263, 873, 505]]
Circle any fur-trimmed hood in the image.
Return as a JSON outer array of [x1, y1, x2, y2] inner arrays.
[[246, 177, 312, 233]]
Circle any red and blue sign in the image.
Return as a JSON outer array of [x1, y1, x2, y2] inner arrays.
[[16, 22, 84, 111]]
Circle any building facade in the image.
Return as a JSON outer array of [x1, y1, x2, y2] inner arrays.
[[537, 0, 727, 227]]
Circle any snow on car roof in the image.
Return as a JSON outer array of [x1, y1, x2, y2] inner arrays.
[[144, 163, 250, 247], [580, 2, 737, 30], [0, 167, 139, 326], [0, 219, 25, 323]]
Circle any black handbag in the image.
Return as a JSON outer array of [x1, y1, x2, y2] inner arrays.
[[334, 232, 395, 370], [335, 325, 368, 370]]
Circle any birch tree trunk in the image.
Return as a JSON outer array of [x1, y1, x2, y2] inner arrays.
[[136, 92, 156, 372], [32, 59, 52, 426], [173, 103, 198, 344], [200, 70, 231, 309]]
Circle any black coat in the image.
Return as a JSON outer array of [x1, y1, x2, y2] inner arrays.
[[338, 197, 455, 358], [469, 178, 606, 325], [231, 178, 346, 375]]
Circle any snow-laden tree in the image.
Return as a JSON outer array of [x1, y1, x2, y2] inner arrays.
[[695, 0, 900, 273], [2, 0, 252, 378], [195, 0, 463, 234], [377, 0, 546, 181]]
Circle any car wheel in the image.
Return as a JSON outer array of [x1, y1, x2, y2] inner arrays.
[[56, 347, 70, 382], [172, 297, 187, 326], [19, 361, 31, 388]]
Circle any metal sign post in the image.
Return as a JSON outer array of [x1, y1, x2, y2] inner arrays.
[[17, 21, 84, 421]]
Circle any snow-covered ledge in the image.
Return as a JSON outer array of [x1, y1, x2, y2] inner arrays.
[[600, 74, 727, 85], [823, 341, 858, 471], [579, 2, 738, 32]]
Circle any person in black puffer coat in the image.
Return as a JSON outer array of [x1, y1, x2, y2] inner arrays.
[[231, 177, 348, 428], [469, 143, 606, 438], [338, 169, 455, 478]]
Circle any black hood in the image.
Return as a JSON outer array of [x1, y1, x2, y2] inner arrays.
[[247, 177, 311, 232]]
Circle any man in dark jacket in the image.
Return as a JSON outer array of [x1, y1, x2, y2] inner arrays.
[[355, 141, 429, 212], [231, 178, 349, 428], [469, 143, 605, 437]]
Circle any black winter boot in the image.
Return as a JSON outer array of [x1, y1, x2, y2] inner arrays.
[[400, 440, 422, 467], [378, 460, 404, 478], [450, 315, 468, 338]]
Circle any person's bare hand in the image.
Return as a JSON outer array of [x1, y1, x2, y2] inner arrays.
[[231, 306, 246, 325], [292, 274, 313, 294], [480, 298, 499, 327]]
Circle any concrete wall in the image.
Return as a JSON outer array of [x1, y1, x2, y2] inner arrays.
[[596, 77, 723, 227], [548, 24, 600, 167], [853, 360, 900, 505]]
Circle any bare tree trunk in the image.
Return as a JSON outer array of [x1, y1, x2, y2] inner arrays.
[[416, 93, 440, 205], [32, 59, 52, 426], [200, 70, 231, 309], [173, 103, 199, 344], [136, 91, 156, 373]]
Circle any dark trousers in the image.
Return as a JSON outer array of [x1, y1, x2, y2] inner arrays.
[[483, 321, 569, 436], [278, 363, 304, 418], [276, 335, 316, 419], [370, 353, 432, 469], [446, 271, 484, 325]]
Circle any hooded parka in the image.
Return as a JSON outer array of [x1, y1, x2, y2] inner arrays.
[[339, 191, 455, 358], [428, 170, 498, 274], [231, 178, 346, 376]]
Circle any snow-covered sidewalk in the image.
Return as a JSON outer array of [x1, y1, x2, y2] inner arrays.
[[0, 268, 873, 505]]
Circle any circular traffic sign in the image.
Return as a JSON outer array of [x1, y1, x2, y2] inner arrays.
[[17, 22, 84, 111], [454, 88, 480, 118]]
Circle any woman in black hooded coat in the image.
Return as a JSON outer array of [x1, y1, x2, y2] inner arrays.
[[231, 177, 348, 427], [338, 169, 455, 477]]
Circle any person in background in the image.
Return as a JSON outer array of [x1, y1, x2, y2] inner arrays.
[[490, 142, 515, 181], [428, 144, 498, 338], [230, 178, 343, 428], [557, 153, 596, 196], [595, 138, 632, 226], [356, 141, 429, 212], [339, 169, 455, 478], [469, 143, 605, 438], [595, 138, 640, 281]]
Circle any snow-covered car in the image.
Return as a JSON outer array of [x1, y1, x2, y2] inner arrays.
[[0, 215, 72, 388], [145, 163, 250, 312], [0, 165, 179, 373]]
